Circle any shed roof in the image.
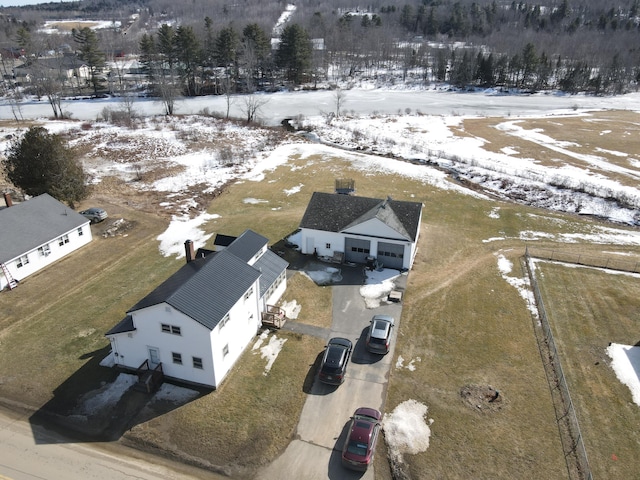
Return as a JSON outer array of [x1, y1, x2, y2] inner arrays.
[[253, 249, 288, 297], [299, 192, 422, 241], [0, 193, 89, 263]]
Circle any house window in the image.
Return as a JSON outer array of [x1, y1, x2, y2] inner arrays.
[[172, 352, 182, 364], [222, 344, 229, 357], [326, 243, 331, 248], [193, 357, 203, 369], [351, 246, 370, 254], [77, 227, 84, 236], [161, 324, 181, 335], [16, 255, 29, 268], [244, 287, 253, 301], [38, 244, 51, 257], [58, 234, 69, 246], [220, 314, 230, 329]]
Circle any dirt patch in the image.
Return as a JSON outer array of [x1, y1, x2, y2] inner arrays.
[[460, 384, 505, 413], [98, 218, 137, 238]]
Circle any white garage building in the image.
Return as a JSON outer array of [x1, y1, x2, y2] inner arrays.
[[298, 192, 423, 271]]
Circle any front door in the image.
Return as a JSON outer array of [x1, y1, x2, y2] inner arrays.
[[148, 347, 160, 367]]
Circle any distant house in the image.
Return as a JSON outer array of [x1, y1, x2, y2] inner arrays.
[[15, 55, 90, 83], [105, 229, 288, 389], [0, 193, 92, 291], [299, 192, 423, 271]]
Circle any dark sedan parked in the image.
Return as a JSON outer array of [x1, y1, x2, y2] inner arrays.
[[318, 337, 353, 385], [341, 407, 382, 471]]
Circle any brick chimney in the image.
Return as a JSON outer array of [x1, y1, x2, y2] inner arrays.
[[184, 240, 195, 263], [3, 192, 12, 207]]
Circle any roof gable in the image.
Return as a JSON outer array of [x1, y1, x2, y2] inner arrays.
[[225, 229, 268, 263], [0, 193, 89, 263], [299, 192, 422, 241]]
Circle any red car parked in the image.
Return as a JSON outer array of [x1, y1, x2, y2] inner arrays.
[[341, 407, 382, 471]]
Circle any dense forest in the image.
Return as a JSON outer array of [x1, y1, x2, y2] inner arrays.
[[0, 0, 637, 105]]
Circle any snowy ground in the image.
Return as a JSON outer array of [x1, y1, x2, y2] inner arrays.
[[3, 88, 640, 464]]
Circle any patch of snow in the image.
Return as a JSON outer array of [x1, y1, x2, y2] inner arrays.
[[244, 197, 268, 204], [483, 236, 506, 243], [272, 3, 296, 36], [488, 207, 501, 218], [360, 268, 399, 308], [284, 183, 303, 196], [152, 383, 199, 403], [253, 331, 287, 375], [157, 212, 218, 257], [395, 355, 421, 371], [606, 343, 640, 406], [302, 266, 342, 285], [280, 299, 301, 319], [252, 330, 269, 351], [500, 147, 519, 155], [74, 373, 137, 415], [496, 253, 538, 317], [595, 147, 626, 157], [383, 399, 432, 462]]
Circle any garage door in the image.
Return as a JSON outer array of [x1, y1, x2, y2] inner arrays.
[[345, 237, 371, 264], [377, 242, 404, 270]]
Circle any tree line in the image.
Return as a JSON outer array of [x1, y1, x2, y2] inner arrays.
[[0, 0, 638, 117]]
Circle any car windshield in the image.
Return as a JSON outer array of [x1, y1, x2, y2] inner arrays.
[[346, 441, 368, 456], [369, 336, 386, 344]]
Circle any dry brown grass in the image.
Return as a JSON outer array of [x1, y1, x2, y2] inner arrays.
[[534, 263, 640, 480], [280, 272, 333, 329], [461, 111, 640, 188], [127, 331, 325, 476], [0, 200, 177, 407], [1, 111, 640, 478]]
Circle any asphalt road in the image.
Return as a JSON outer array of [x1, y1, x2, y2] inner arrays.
[[257, 272, 406, 480], [0, 406, 220, 480]]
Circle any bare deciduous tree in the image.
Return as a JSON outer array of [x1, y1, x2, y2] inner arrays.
[[240, 93, 269, 123], [334, 87, 346, 118]]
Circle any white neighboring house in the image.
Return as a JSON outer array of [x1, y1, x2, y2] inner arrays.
[[299, 192, 423, 271], [0, 193, 92, 291], [105, 229, 288, 389]]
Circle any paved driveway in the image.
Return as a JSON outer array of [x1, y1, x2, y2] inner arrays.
[[257, 266, 406, 480]]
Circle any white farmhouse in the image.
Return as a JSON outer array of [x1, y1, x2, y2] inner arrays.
[[0, 193, 92, 291], [105, 229, 288, 389], [299, 192, 423, 271]]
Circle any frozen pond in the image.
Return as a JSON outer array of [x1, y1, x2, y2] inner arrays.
[[2, 88, 640, 126]]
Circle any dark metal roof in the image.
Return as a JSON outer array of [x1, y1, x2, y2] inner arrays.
[[105, 314, 135, 335], [225, 229, 268, 262], [254, 249, 289, 297], [299, 192, 422, 241], [213, 233, 236, 247], [128, 249, 261, 330], [0, 193, 90, 263]]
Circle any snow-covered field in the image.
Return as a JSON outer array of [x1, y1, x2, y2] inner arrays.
[[3, 88, 639, 464]]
